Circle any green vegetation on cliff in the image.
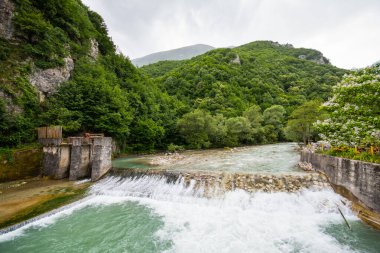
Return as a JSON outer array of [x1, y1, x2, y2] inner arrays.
[[1, 0, 115, 146], [1, 0, 347, 151], [1, 0, 179, 150]]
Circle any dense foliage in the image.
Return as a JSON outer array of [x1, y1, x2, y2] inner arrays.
[[142, 41, 346, 147], [0, 0, 180, 150], [315, 63, 380, 147], [1, 1, 348, 151], [1, 0, 115, 146]]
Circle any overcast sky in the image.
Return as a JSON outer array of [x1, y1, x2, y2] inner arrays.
[[82, 0, 380, 69]]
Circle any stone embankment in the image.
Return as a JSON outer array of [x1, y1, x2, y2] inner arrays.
[[111, 168, 329, 194]]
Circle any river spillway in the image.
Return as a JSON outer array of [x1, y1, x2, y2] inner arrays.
[[1, 143, 380, 252]]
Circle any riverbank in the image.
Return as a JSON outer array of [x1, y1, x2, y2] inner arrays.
[[0, 177, 91, 229]]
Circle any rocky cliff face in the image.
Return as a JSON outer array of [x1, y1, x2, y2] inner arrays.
[[88, 39, 99, 59], [0, 0, 14, 39], [298, 54, 329, 65], [28, 40, 100, 102], [29, 57, 74, 102], [230, 54, 241, 65]]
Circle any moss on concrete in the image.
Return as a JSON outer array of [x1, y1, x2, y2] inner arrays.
[[0, 145, 42, 182]]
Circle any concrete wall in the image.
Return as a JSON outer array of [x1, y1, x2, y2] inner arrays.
[[301, 151, 380, 212]]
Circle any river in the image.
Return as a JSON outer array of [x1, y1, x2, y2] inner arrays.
[[1, 143, 380, 252]]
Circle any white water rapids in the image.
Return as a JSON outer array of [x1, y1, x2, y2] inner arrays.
[[2, 175, 376, 253]]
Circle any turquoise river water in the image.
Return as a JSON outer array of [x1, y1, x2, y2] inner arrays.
[[1, 143, 380, 253]]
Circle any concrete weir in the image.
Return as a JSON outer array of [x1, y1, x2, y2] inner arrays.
[[110, 168, 330, 194], [38, 127, 112, 181]]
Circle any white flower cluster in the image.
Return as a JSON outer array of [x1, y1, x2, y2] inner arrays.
[[315, 64, 380, 146]]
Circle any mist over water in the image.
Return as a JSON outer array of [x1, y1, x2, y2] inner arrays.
[[1, 144, 380, 253]]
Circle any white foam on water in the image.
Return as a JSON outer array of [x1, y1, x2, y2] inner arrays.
[[91, 176, 359, 253], [0, 175, 360, 253]]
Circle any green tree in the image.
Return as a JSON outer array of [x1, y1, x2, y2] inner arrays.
[[225, 117, 252, 146], [206, 114, 228, 147], [284, 100, 323, 144], [243, 105, 265, 143], [243, 105, 263, 128], [263, 105, 286, 141], [177, 109, 213, 149], [129, 119, 165, 151]]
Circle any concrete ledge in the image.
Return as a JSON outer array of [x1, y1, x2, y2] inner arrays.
[[300, 150, 380, 213]]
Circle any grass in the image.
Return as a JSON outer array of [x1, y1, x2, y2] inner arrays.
[[319, 146, 380, 164], [0, 142, 41, 162]]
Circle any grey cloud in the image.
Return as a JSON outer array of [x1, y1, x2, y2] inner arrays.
[[82, 0, 380, 69]]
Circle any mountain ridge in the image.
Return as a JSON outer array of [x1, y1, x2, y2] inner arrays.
[[132, 44, 214, 67]]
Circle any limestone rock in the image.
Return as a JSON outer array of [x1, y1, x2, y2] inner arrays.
[[298, 55, 307, 60], [29, 57, 74, 102], [0, 0, 15, 39], [89, 39, 99, 59], [230, 54, 241, 65], [298, 54, 328, 65]]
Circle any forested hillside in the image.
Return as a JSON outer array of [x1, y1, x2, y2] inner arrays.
[[0, 0, 347, 151], [141, 41, 347, 148]]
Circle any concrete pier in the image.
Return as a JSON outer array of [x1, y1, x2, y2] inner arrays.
[[42, 144, 71, 179], [91, 137, 112, 181], [68, 137, 91, 181]]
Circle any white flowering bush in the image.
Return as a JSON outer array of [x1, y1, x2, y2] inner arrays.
[[315, 63, 380, 147]]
